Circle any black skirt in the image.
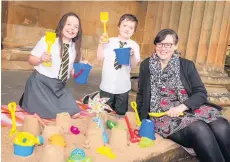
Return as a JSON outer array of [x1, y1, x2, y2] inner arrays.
[[19, 71, 80, 118]]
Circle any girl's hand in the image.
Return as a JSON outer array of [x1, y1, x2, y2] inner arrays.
[[71, 68, 75, 78], [130, 48, 135, 56], [72, 113, 82, 119], [167, 104, 188, 117], [99, 33, 109, 44], [40, 52, 52, 63]]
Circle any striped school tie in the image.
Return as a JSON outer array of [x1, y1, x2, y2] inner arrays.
[[114, 57, 122, 70], [60, 43, 69, 82], [114, 41, 127, 70]]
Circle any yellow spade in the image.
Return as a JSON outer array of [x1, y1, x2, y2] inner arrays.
[[43, 31, 56, 67], [130, 101, 141, 127], [149, 112, 184, 118], [100, 12, 109, 42], [8, 102, 18, 137]]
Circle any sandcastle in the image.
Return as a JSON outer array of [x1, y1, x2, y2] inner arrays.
[[3, 98, 158, 162], [32, 111, 139, 161]]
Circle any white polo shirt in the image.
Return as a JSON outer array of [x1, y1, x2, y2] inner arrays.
[[31, 36, 76, 79], [100, 37, 140, 94]]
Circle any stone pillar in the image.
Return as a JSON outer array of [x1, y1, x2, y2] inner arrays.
[[132, 1, 230, 107], [178, 1, 230, 106], [1, 1, 54, 70]]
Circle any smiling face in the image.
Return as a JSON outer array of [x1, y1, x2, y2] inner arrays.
[[118, 19, 136, 40], [155, 35, 178, 63], [62, 16, 79, 43]]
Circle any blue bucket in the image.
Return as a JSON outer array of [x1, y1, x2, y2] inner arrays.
[[114, 47, 131, 65], [14, 144, 35, 157], [73, 63, 92, 84], [138, 119, 156, 140]]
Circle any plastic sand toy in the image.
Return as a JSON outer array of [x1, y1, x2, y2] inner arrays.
[[70, 126, 80, 135], [100, 12, 109, 42], [96, 146, 116, 159], [14, 132, 43, 157], [43, 31, 56, 67], [68, 148, 92, 162], [138, 137, 154, 148], [149, 112, 184, 117], [48, 134, 67, 147], [130, 101, 142, 126], [8, 102, 44, 157]]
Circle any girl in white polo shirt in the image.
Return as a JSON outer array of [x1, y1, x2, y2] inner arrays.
[[19, 12, 82, 118], [96, 14, 140, 115]]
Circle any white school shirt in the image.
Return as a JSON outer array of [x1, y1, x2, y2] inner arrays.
[[100, 37, 140, 94], [31, 36, 76, 79]]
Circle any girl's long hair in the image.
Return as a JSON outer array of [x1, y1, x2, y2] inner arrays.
[[55, 12, 82, 62]]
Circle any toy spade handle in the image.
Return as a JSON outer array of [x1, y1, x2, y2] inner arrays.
[[47, 44, 52, 53], [124, 116, 133, 136], [8, 102, 17, 137], [8, 102, 16, 112], [98, 117, 109, 144], [101, 32, 109, 44], [8, 102, 16, 125], [130, 101, 141, 126], [149, 112, 184, 117], [43, 61, 52, 67], [124, 116, 140, 143], [43, 43, 53, 67], [103, 23, 107, 34], [178, 112, 184, 116], [11, 111, 16, 130]]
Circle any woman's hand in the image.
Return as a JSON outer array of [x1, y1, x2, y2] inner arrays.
[[99, 33, 109, 44], [40, 52, 52, 63], [167, 104, 188, 117]]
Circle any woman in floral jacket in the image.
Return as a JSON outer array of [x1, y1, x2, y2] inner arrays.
[[136, 29, 230, 162]]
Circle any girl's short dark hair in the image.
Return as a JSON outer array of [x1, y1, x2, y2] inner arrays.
[[117, 14, 138, 31], [55, 12, 82, 62], [154, 29, 179, 45]]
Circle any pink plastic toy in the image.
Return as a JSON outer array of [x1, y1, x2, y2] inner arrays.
[[70, 126, 80, 135]]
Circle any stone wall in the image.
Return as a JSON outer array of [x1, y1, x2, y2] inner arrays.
[[2, 1, 230, 69], [1, 1, 148, 69]]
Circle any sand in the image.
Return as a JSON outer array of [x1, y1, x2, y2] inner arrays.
[[1, 113, 179, 162]]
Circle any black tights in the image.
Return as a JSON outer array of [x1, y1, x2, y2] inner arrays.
[[168, 118, 230, 162]]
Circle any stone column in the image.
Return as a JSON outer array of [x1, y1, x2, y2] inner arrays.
[[179, 1, 230, 106], [132, 1, 230, 107], [130, 1, 230, 121], [1, 1, 60, 70], [2, 2, 43, 70]]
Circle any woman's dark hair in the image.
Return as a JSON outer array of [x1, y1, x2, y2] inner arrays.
[[55, 12, 82, 62], [117, 14, 138, 31], [154, 29, 179, 45]]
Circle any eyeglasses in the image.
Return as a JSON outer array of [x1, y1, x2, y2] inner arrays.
[[156, 43, 174, 48]]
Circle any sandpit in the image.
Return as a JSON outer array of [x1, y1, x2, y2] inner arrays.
[[1, 112, 181, 162]]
